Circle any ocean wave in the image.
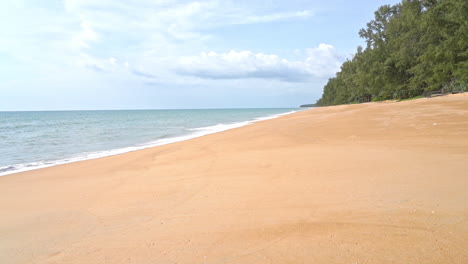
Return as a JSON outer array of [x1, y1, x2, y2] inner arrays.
[[0, 110, 298, 176]]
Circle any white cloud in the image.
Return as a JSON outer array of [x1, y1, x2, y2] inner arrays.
[[237, 10, 313, 24], [71, 21, 99, 50], [0, 0, 323, 88], [57, 0, 317, 82], [61, 0, 313, 45], [305, 43, 344, 78], [175, 44, 343, 82], [109, 57, 117, 65]]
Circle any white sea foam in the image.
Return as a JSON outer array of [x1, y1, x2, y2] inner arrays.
[[0, 110, 298, 176]]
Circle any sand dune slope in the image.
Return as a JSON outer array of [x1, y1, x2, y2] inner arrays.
[[1, 94, 467, 264]]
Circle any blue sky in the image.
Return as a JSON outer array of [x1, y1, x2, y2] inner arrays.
[[0, 0, 401, 110]]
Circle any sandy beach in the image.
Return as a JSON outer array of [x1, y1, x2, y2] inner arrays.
[[1, 94, 467, 264]]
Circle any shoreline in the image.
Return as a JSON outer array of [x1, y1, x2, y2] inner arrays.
[[1, 94, 467, 263], [0, 109, 299, 177]]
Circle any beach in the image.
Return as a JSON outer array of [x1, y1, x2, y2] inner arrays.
[[1, 94, 467, 263]]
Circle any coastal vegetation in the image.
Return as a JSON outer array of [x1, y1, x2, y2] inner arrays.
[[316, 0, 467, 106]]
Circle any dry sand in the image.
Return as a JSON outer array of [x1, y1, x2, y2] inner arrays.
[[1, 94, 467, 264]]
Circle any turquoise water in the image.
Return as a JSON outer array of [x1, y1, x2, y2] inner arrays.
[[0, 108, 299, 175]]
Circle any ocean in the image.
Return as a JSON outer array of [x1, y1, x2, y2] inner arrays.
[[0, 108, 300, 176]]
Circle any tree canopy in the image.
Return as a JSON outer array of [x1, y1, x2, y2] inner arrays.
[[316, 0, 467, 106]]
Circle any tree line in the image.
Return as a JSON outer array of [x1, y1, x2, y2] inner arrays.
[[316, 0, 467, 106]]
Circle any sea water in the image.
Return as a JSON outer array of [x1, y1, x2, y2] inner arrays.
[[0, 108, 299, 176]]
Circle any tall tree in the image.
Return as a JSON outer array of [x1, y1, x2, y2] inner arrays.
[[316, 0, 468, 106]]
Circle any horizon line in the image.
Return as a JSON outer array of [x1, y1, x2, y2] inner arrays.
[[0, 106, 303, 112]]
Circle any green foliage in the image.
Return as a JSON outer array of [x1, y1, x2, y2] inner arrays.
[[398, 95, 424, 101], [316, 0, 468, 106]]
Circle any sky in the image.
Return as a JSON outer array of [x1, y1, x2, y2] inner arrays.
[[0, 0, 401, 110]]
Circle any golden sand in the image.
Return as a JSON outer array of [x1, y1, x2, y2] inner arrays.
[[1, 94, 467, 263]]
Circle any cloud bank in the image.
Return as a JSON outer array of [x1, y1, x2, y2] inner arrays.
[[0, 0, 329, 83], [0, 0, 348, 110], [175, 44, 343, 82]]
